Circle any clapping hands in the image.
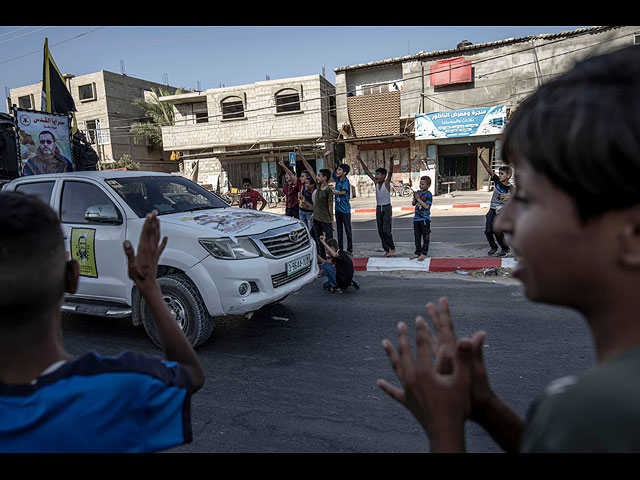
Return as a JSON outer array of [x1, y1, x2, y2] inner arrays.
[[377, 297, 490, 452]]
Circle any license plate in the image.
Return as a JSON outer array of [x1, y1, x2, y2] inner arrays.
[[286, 254, 310, 276]]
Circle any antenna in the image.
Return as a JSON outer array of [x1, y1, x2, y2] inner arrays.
[[120, 59, 126, 75], [162, 73, 168, 85]]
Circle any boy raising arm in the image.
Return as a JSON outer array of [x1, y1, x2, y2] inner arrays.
[[0, 194, 204, 452], [377, 46, 640, 453], [357, 150, 396, 257]]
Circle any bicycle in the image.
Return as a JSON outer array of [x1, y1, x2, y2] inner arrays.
[[390, 181, 412, 197], [262, 186, 280, 208]]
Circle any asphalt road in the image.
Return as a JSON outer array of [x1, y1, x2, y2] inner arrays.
[[351, 213, 487, 245], [59, 272, 595, 453]]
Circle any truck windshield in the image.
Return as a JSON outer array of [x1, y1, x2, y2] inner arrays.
[[106, 176, 229, 217]]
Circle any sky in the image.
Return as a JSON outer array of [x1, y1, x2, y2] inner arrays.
[[0, 25, 590, 113]]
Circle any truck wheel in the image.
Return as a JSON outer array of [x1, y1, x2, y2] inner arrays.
[[141, 274, 214, 348]]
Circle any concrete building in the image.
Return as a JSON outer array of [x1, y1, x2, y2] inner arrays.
[[7, 70, 181, 172], [159, 74, 337, 190], [333, 26, 640, 197]]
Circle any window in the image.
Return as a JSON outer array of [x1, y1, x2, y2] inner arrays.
[[60, 181, 120, 224], [195, 112, 209, 123], [275, 89, 300, 113], [15, 181, 55, 205], [361, 83, 389, 95], [430, 57, 472, 86], [78, 83, 96, 102], [18, 95, 33, 109], [106, 176, 228, 218], [84, 119, 109, 145], [221, 97, 244, 119]]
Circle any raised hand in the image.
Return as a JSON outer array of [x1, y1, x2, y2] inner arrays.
[[123, 210, 167, 290], [376, 297, 476, 452]]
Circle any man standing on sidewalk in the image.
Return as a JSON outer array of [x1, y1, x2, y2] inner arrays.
[[357, 150, 396, 257]]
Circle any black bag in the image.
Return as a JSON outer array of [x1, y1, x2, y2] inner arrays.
[[0, 113, 19, 179], [72, 132, 98, 171]]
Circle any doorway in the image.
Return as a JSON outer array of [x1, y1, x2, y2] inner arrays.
[[438, 154, 477, 193]]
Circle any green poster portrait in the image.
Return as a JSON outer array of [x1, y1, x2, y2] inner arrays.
[[71, 228, 98, 278]]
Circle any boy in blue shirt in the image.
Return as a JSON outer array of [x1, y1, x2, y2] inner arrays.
[[0, 193, 205, 453], [410, 176, 433, 261], [324, 146, 353, 255]]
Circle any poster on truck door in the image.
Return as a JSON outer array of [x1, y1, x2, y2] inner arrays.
[[70, 228, 98, 278], [415, 105, 506, 140]]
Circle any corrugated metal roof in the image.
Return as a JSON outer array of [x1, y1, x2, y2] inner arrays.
[[334, 26, 612, 73]]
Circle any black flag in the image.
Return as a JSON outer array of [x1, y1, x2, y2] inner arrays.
[[41, 38, 76, 116]]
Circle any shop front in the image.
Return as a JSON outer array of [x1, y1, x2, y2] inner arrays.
[[415, 105, 507, 194]]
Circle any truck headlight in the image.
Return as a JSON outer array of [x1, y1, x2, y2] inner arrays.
[[199, 237, 261, 260]]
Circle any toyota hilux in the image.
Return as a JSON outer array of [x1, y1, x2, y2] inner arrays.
[[2, 170, 318, 347]]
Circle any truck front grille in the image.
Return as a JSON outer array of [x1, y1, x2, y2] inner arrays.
[[259, 226, 310, 258], [271, 264, 313, 288]]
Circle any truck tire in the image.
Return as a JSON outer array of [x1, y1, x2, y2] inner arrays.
[[141, 274, 214, 348]]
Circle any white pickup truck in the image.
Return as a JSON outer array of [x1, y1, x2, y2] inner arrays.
[[2, 171, 318, 347]]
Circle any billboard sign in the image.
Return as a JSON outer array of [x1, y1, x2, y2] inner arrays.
[[14, 108, 73, 176], [415, 105, 506, 140]]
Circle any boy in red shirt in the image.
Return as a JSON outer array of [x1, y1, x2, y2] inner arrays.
[[238, 178, 266, 211], [279, 159, 303, 218]]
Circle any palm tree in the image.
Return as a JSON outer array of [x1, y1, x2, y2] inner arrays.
[[130, 87, 184, 148]]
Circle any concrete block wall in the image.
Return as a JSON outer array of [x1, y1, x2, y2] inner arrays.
[[162, 74, 333, 151]]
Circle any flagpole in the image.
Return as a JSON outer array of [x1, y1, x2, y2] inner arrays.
[[42, 37, 77, 134], [43, 38, 51, 112]]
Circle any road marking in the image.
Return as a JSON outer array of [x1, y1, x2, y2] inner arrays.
[[353, 225, 484, 231]]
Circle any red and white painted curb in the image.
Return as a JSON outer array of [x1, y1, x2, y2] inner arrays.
[[350, 203, 490, 214], [352, 256, 516, 272]]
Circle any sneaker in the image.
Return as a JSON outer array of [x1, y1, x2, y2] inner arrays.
[[350, 280, 360, 290], [496, 249, 510, 257], [327, 286, 342, 294], [487, 248, 498, 256]]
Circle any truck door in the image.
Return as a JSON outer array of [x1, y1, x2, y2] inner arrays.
[[58, 179, 129, 302]]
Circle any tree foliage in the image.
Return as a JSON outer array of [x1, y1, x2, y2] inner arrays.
[[130, 87, 184, 148]]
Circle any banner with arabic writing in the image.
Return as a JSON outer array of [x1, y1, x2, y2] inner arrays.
[[14, 108, 73, 176], [415, 105, 506, 140]]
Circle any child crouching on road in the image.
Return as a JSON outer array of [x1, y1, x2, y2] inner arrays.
[[410, 176, 433, 261], [317, 232, 358, 293]]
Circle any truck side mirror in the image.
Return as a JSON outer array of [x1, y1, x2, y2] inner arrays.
[[85, 204, 121, 224]]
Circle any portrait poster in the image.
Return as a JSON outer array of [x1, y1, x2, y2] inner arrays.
[[13, 108, 73, 176], [70, 228, 98, 278]]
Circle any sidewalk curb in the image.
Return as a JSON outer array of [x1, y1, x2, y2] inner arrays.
[[352, 256, 516, 272]]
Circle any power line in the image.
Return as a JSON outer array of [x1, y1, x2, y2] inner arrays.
[[23, 27, 635, 151], [0, 26, 50, 46], [99, 28, 635, 138], [0, 26, 31, 38], [0, 27, 105, 65]]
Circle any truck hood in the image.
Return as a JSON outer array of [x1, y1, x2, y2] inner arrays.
[[155, 207, 300, 241]]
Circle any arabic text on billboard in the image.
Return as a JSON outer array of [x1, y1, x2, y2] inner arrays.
[[15, 109, 73, 176], [415, 105, 505, 140]]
